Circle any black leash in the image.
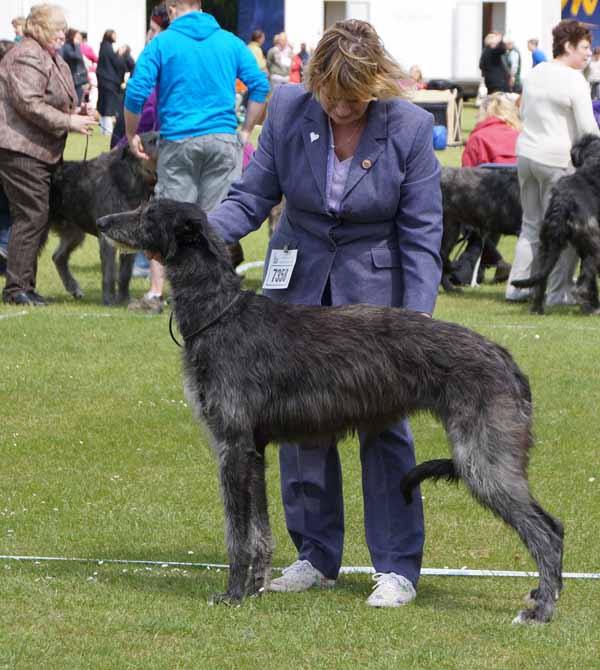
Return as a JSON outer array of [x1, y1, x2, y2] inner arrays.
[[169, 292, 244, 348], [83, 132, 90, 163]]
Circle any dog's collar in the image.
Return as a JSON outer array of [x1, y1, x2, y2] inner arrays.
[[169, 292, 244, 348]]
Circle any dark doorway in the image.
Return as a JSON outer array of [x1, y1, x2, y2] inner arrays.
[[146, 0, 238, 34]]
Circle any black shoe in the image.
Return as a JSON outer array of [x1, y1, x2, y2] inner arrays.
[[2, 290, 48, 306]]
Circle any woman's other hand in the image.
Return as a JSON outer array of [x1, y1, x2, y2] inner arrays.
[[69, 114, 98, 135]]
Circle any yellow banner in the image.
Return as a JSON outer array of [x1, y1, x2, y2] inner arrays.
[[564, 0, 599, 16]]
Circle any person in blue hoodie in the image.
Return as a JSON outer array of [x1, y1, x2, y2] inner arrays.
[[124, 0, 269, 312], [125, 0, 269, 206]]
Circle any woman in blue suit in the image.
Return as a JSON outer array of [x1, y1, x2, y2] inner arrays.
[[208, 19, 443, 607]]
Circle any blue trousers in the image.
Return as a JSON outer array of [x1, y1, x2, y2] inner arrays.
[[279, 421, 424, 586]]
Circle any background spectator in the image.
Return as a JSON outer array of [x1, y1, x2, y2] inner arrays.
[[409, 64, 427, 89], [507, 20, 598, 305], [61, 28, 88, 104], [587, 46, 600, 99], [298, 41, 310, 68], [289, 47, 303, 83], [503, 36, 521, 93], [479, 32, 509, 94], [247, 29, 268, 75], [80, 31, 98, 108], [124, 0, 268, 313], [12, 17, 25, 43], [527, 38, 547, 67], [267, 32, 292, 91], [97, 29, 128, 135], [462, 92, 520, 167], [0, 4, 96, 306]]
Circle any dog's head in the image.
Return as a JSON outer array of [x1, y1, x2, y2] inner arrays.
[[571, 133, 600, 168], [97, 198, 224, 264]]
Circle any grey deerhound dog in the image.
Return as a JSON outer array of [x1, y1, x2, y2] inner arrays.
[[512, 134, 600, 315], [98, 199, 563, 624], [440, 165, 521, 291], [49, 132, 159, 305]]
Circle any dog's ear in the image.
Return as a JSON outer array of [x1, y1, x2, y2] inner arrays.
[[172, 203, 205, 245], [571, 134, 600, 168]]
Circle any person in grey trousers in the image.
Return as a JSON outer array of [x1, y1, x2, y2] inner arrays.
[[506, 20, 599, 305]]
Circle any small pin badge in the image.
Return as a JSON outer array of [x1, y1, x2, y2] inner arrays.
[[361, 159, 372, 170], [310, 132, 320, 143]]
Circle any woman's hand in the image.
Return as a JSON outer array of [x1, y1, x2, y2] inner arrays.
[[69, 114, 98, 135], [128, 134, 150, 161]]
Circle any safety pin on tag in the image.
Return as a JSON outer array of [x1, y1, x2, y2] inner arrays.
[[283, 244, 289, 253]]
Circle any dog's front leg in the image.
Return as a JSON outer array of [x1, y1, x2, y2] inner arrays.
[[99, 236, 118, 306], [246, 447, 274, 597], [211, 440, 253, 605], [117, 252, 135, 305]]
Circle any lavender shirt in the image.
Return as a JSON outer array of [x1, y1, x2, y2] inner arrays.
[[325, 122, 353, 214]]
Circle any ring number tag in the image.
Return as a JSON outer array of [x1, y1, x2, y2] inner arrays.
[[262, 248, 298, 290]]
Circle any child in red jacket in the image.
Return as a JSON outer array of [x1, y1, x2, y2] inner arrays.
[[462, 92, 520, 167]]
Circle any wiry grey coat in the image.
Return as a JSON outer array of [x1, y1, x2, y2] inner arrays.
[[98, 198, 564, 625]]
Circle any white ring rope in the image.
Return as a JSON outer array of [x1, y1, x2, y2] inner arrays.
[[1, 555, 598, 579]]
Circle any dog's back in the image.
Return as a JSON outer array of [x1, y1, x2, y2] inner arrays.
[[50, 139, 157, 236]]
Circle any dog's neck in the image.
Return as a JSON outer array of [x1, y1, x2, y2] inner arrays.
[[166, 250, 243, 338]]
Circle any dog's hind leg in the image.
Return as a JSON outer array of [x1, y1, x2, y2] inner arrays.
[[448, 412, 563, 623], [117, 252, 135, 305], [246, 443, 274, 597], [52, 225, 86, 299], [99, 235, 118, 306], [212, 438, 254, 604]]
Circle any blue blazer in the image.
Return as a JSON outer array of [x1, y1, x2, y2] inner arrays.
[[208, 84, 443, 314]]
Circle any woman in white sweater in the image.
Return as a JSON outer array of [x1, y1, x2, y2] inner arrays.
[[506, 20, 599, 305]]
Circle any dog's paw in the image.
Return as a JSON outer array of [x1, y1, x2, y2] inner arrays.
[[209, 592, 243, 607], [512, 603, 554, 625]]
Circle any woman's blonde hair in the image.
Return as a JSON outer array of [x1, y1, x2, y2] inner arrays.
[[304, 19, 410, 101], [478, 93, 521, 130], [24, 4, 67, 46]]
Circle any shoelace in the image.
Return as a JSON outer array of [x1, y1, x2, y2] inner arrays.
[[371, 572, 408, 591], [281, 559, 311, 575]]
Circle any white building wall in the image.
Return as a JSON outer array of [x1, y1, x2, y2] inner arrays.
[[1, 0, 147, 60], [285, 0, 562, 83]]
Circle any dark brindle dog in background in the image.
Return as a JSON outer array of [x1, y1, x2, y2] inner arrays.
[[49, 132, 159, 305], [98, 199, 564, 624], [512, 134, 600, 315], [441, 166, 521, 291]]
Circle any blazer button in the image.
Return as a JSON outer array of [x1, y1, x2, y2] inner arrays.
[[361, 159, 372, 170]]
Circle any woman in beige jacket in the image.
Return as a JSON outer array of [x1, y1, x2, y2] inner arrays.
[[0, 4, 96, 306]]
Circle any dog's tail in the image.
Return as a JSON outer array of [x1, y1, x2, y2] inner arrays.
[[400, 459, 459, 503], [511, 196, 575, 289]]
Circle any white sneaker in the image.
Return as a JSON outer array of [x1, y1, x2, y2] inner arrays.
[[366, 572, 416, 608], [268, 559, 335, 592]]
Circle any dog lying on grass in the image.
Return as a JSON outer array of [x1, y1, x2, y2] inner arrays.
[[98, 198, 564, 624], [441, 166, 521, 291], [511, 134, 600, 315], [49, 132, 159, 305]]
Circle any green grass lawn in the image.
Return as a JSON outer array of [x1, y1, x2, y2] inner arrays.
[[1, 111, 599, 669]]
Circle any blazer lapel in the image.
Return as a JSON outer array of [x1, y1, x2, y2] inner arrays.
[[342, 100, 387, 200], [302, 97, 330, 205]]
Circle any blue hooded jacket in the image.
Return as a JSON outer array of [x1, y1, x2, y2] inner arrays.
[[125, 12, 269, 140]]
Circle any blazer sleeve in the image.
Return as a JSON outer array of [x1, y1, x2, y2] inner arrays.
[[6, 51, 71, 136], [207, 88, 284, 243], [396, 114, 443, 315]]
